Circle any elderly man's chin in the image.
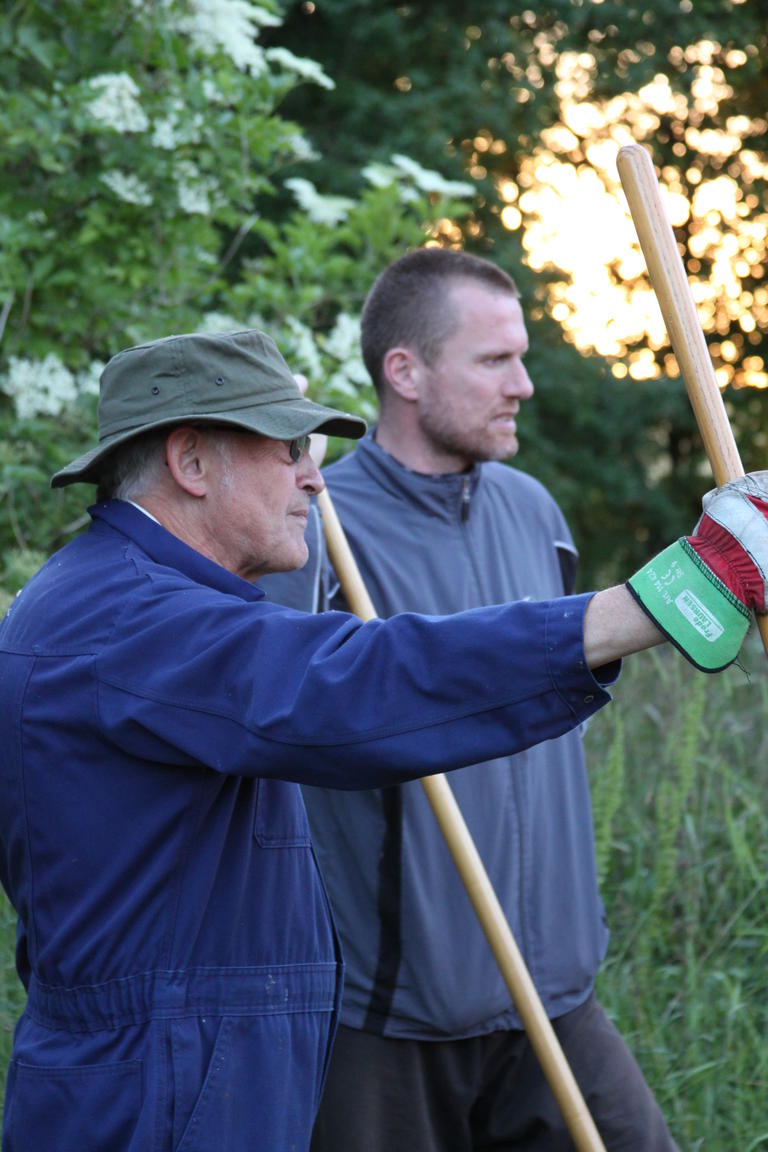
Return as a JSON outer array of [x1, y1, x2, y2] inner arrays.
[[281, 537, 310, 573]]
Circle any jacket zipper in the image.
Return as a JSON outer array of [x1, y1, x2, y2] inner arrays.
[[460, 475, 471, 522], [458, 468, 530, 978]]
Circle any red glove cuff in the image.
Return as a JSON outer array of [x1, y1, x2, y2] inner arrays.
[[688, 494, 768, 611]]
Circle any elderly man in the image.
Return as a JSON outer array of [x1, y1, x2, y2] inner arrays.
[[0, 327, 765, 1152]]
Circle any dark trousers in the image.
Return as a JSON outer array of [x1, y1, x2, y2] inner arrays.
[[310, 995, 679, 1151]]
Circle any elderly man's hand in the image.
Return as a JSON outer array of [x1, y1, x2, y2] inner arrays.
[[627, 471, 768, 671], [294, 373, 328, 467]]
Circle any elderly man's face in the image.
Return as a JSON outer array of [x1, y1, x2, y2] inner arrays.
[[206, 430, 323, 582]]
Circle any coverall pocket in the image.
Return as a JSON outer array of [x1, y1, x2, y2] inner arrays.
[[253, 777, 311, 847], [171, 1011, 329, 1152], [171, 1014, 231, 1151], [4, 1056, 142, 1151]]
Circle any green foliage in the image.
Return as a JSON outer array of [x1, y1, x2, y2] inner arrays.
[[651, 672, 706, 946], [0, 0, 318, 362], [0, 0, 474, 590], [590, 709, 625, 889]]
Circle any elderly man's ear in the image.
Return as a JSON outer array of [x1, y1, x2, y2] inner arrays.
[[294, 373, 328, 468], [164, 426, 209, 497]]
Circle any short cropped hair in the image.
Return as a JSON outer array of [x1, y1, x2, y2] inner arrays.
[[361, 248, 519, 393]]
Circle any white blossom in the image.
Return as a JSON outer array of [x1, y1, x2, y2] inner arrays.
[[322, 314, 369, 392], [361, 161, 400, 189], [323, 313, 361, 363], [283, 317, 323, 378], [152, 99, 204, 150], [177, 1, 280, 74], [199, 312, 241, 333], [390, 154, 475, 198], [152, 120, 178, 150], [1, 354, 78, 420], [76, 360, 105, 398], [265, 47, 334, 90], [99, 170, 154, 206], [175, 160, 218, 215], [86, 73, 149, 134], [284, 178, 355, 226], [362, 160, 421, 203], [284, 133, 320, 163], [202, 78, 226, 104], [325, 366, 370, 398]]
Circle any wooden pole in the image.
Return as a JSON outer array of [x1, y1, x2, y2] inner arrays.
[[317, 486, 607, 1152], [617, 142, 768, 656]]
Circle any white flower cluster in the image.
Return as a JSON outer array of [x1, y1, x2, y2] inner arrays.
[[86, 73, 149, 134], [284, 178, 355, 226], [323, 313, 361, 364], [322, 313, 369, 398], [199, 312, 241, 333], [363, 155, 475, 202], [265, 47, 334, 90], [283, 318, 323, 379], [1, 355, 76, 420], [202, 78, 226, 104], [100, 170, 153, 207], [175, 160, 219, 216], [1, 356, 105, 419], [283, 134, 320, 164], [177, 0, 280, 75], [76, 361, 105, 398], [152, 101, 204, 150], [391, 154, 475, 198]]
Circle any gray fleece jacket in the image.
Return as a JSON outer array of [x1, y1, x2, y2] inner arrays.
[[300, 432, 609, 1039]]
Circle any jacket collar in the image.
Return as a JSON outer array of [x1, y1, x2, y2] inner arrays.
[[351, 429, 482, 520], [88, 499, 266, 602]]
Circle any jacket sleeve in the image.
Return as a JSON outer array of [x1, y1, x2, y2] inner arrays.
[[94, 579, 617, 790]]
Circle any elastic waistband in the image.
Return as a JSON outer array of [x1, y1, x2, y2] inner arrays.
[[27, 963, 342, 1033]]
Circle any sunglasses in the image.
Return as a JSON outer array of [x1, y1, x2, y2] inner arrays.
[[288, 434, 311, 462], [191, 424, 311, 463]]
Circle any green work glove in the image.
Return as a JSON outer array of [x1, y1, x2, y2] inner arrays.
[[627, 471, 768, 671]]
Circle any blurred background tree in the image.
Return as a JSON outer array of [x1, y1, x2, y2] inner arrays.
[[4, 1, 768, 591], [0, 0, 473, 601], [264, 0, 768, 584]]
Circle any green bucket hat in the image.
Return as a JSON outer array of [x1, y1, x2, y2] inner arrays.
[[51, 329, 366, 488]]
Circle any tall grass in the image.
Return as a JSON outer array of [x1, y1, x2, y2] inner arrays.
[[587, 630, 768, 1148], [0, 635, 766, 1144]]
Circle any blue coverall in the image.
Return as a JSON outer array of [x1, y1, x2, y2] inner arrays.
[[0, 499, 614, 1151]]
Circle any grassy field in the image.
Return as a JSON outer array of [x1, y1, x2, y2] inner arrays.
[[587, 632, 768, 1149], [0, 634, 766, 1145]]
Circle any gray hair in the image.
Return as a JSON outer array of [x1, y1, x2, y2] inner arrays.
[[97, 430, 169, 503], [96, 425, 237, 502]]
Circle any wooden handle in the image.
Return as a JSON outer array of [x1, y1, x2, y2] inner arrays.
[[617, 143, 768, 655], [316, 486, 607, 1152]]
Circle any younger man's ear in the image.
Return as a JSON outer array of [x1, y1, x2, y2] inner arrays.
[[381, 347, 422, 402]]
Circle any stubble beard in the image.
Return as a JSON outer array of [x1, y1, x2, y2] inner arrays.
[[418, 408, 519, 467]]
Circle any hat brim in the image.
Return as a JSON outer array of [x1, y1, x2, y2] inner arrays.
[[51, 396, 366, 488]]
